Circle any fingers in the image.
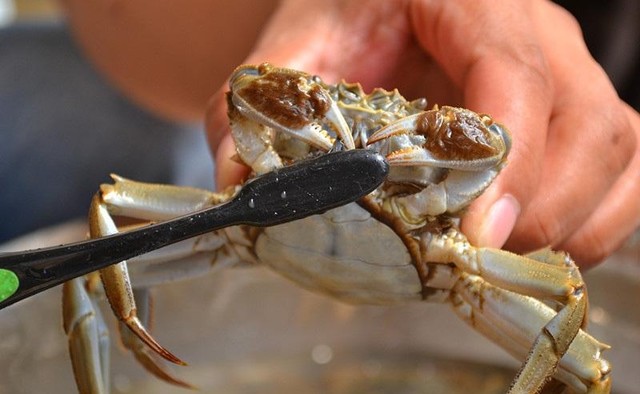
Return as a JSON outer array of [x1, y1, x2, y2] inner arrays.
[[412, 0, 638, 266], [560, 103, 640, 267], [505, 76, 636, 254], [502, 1, 637, 264], [410, 0, 554, 247]]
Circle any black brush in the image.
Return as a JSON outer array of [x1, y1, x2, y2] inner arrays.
[[0, 150, 388, 310]]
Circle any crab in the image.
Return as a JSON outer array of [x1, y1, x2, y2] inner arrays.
[[63, 63, 611, 394]]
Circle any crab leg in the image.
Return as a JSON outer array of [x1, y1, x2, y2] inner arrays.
[[227, 94, 284, 174], [390, 167, 505, 218], [228, 64, 356, 175], [423, 231, 610, 393], [449, 272, 610, 393], [231, 64, 355, 150], [62, 275, 110, 394], [89, 193, 186, 366], [64, 175, 235, 391], [370, 107, 511, 217], [368, 108, 511, 170], [118, 288, 194, 389], [423, 229, 582, 299]]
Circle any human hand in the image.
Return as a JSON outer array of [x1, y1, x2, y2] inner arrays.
[[206, 0, 640, 268]]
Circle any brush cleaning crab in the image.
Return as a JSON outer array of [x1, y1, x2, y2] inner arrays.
[[63, 63, 611, 393]]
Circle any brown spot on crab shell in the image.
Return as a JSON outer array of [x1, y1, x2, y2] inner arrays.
[[237, 70, 331, 129], [417, 108, 498, 161]]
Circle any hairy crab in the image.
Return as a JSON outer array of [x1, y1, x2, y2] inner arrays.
[[64, 63, 611, 393]]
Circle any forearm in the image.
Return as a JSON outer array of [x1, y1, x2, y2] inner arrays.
[[60, 0, 278, 121]]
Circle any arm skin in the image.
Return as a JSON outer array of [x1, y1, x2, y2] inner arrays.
[[62, 0, 640, 268], [60, 0, 278, 121]]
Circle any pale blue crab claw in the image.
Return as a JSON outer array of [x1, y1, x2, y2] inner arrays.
[[368, 106, 511, 171], [230, 63, 355, 151]]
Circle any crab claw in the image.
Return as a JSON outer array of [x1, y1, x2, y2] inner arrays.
[[368, 106, 511, 170], [230, 63, 355, 151]]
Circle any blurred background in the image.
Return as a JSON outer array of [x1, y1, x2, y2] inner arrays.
[[0, 1, 639, 393], [0, 0, 214, 243]]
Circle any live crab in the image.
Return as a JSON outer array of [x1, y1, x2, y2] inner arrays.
[[63, 63, 611, 393]]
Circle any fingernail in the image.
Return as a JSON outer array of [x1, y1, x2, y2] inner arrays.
[[477, 194, 520, 248]]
